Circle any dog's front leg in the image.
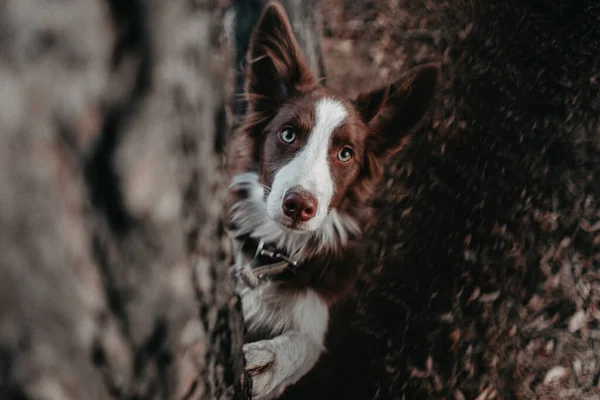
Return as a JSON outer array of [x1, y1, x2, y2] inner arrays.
[[244, 331, 324, 400]]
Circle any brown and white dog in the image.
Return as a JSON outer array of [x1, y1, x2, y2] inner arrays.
[[226, 3, 439, 399]]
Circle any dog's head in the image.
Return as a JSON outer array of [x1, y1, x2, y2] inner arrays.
[[231, 2, 439, 234]]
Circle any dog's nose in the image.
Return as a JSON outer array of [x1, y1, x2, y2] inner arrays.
[[282, 190, 318, 222]]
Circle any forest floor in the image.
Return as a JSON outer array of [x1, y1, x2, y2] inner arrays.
[[320, 0, 444, 97]]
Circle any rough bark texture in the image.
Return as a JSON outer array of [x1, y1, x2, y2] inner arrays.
[[281, 0, 600, 399], [0, 1, 247, 399]]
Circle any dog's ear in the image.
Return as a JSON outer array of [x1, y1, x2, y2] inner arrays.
[[246, 2, 316, 115], [354, 63, 440, 159]]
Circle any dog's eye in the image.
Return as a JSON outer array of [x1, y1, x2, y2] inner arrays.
[[337, 147, 353, 162], [280, 129, 296, 144]]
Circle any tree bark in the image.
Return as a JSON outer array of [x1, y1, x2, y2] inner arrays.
[[0, 1, 247, 399]]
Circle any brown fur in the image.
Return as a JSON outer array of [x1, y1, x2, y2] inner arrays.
[[227, 0, 440, 332]]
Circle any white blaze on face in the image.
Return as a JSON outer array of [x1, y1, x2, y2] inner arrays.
[[267, 98, 348, 231]]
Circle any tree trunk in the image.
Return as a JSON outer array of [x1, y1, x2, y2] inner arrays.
[[0, 1, 247, 399]]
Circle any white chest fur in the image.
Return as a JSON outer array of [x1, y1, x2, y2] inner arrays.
[[238, 282, 329, 346], [234, 246, 329, 345], [231, 238, 330, 399]]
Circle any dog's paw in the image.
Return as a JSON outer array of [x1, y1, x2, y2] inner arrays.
[[243, 341, 283, 400]]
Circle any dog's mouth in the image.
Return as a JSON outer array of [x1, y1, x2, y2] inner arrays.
[[276, 216, 313, 233]]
